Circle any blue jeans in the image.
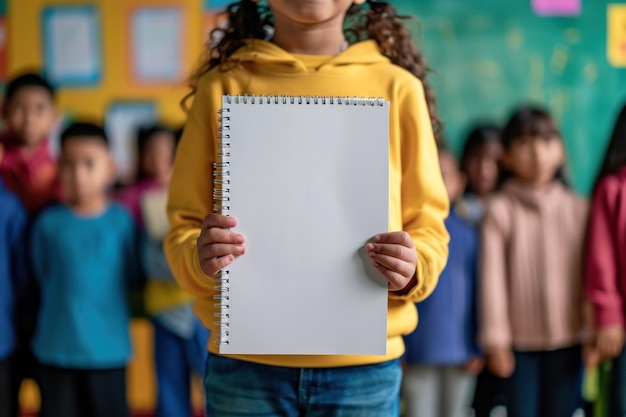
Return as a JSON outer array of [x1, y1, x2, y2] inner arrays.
[[153, 318, 210, 417], [507, 346, 582, 417], [608, 347, 626, 417], [204, 355, 401, 416]]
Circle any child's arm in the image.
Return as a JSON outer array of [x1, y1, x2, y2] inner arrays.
[[479, 200, 515, 377], [143, 236, 175, 282], [164, 77, 242, 296], [8, 198, 29, 297], [29, 216, 47, 282], [468, 228, 484, 358], [586, 177, 625, 358], [385, 79, 449, 301], [126, 218, 145, 290]]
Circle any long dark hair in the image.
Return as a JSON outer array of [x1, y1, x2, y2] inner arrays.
[[499, 105, 569, 187], [184, 0, 442, 138], [593, 103, 626, 191], [460, 123, 501, 170]]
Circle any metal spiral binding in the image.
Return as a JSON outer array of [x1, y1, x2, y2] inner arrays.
[[223, 95, 386, 107], [213, 106, 231, 346]]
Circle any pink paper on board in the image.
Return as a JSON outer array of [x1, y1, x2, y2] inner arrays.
[[532, 0, 581, 16]]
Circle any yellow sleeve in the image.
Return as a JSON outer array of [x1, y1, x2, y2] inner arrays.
[[389, 79, 450, 303], [164, 76, 220, 297]]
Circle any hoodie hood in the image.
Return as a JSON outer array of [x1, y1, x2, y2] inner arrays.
[[229, 39, 390, 73]]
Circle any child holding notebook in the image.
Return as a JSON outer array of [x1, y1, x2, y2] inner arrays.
[[165, 1, 449, 415]]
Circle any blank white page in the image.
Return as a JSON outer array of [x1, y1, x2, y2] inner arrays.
[[219, 96, 389, 355]]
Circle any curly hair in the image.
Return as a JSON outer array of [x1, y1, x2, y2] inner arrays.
[[183, 0, 442, 137]]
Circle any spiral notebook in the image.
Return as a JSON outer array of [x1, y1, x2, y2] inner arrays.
[[214, 95, 389, 355]]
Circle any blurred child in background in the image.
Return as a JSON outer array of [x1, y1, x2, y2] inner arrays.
[[456, 123, 502, 226], [479, 106, 587, 417], [585, 102, 626, 417], [30, 122, 139, 417], [0, 72, 60, 214], [0, 71, 61, 415], [118, 125, 209, 417], [454, 123, 508, 417], [403, 143, 482, 417], [0, 180, 27, 417]]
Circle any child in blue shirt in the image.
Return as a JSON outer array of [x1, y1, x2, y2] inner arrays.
[[30, 122, 139, 417], [403, 144, 482, 417], [0, 179, 28, 417]]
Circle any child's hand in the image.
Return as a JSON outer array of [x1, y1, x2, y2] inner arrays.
[[596, 324, 625, 359], [464, 357, 485, 375], [197, 214, 245, 276], [583, 343, 601, 369], [487, 349, 515, 378], [366, 232, 418, 292]]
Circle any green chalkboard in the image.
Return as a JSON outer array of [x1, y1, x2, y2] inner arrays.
[[395, 0, 626, 194]]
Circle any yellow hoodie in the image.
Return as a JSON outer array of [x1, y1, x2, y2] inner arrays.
[[165, 40, 449, 367]]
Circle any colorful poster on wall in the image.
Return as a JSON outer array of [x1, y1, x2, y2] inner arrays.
[[130, 6, 185, 83], [608, 4, 626, 67], [532, 0, 581, 16], [42, 5, 102, 86], [105, 101, 157, 180]]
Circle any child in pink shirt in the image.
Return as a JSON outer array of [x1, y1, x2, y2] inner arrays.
[[479, 106, 587, 417]]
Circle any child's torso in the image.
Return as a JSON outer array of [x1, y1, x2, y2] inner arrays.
[[493, 181, 587, 349]]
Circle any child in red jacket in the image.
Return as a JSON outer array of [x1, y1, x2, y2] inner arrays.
[[585, 102, 626, 417]]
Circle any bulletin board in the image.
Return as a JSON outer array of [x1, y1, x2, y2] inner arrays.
[[398, 0, 626, 194]]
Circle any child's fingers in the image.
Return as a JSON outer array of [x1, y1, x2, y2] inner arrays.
[[366, 242, 416, 264], [368, 252, 415, 279], [200, 254, 235, 277], [200, 243, 245, 259], [371, 261, 411, 291], [198, 227, 245, 246], [372, 231, 414, 248], [202, 213, 237, 230]]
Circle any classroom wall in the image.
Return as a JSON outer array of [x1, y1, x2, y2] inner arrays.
[[396, 0, 626, 194], [3, 0, 625, 193], [7, 0, 204, 124]]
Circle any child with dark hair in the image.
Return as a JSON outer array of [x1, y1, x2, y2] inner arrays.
[[118, 124, 209, 417], [479, 106, 587, 417], [456, 123, 502, 225], [452, 123, 508, 417], [165, 0, 449, 415], [403, 143, 481, 417], [0, 71, 61, 415], [585, 102, 626, 416], [31, 121, 139, 417], [0, 72, 60, 214]]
